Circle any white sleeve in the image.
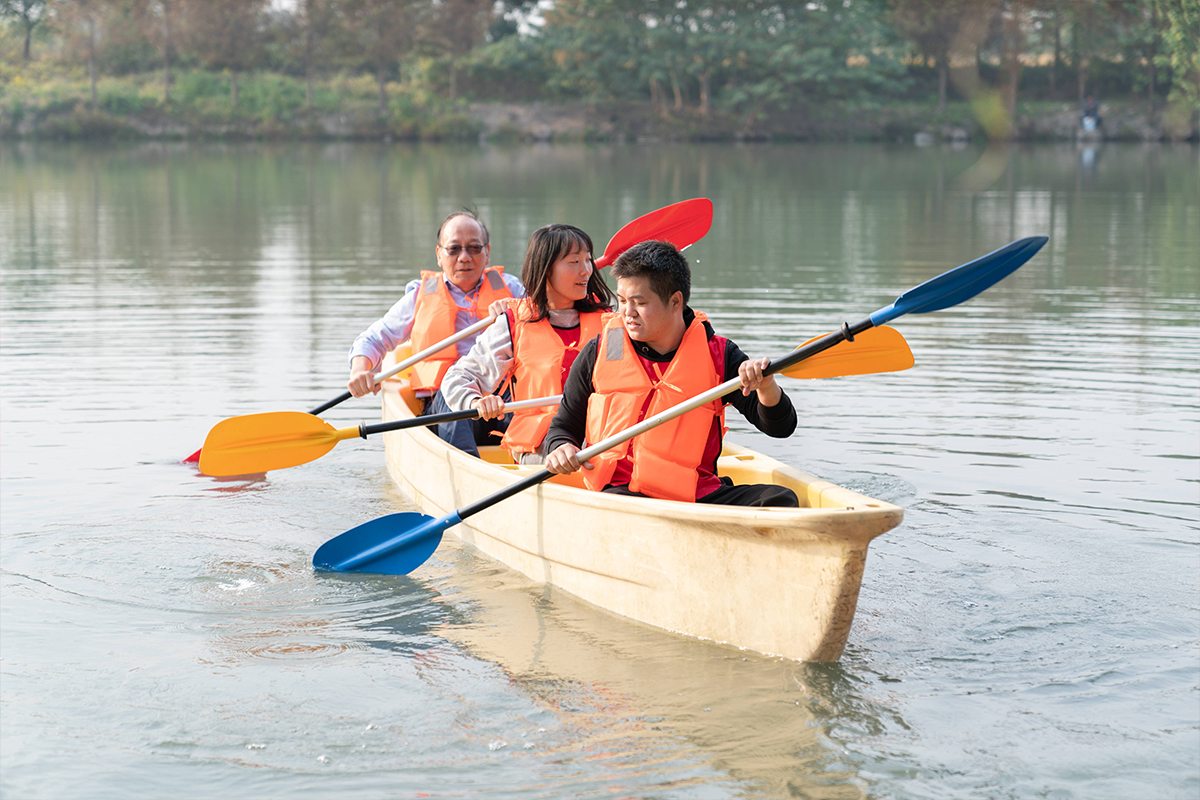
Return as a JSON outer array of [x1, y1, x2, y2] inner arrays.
[[504, 273, 528, 298], [347, 280, 421, 370], [440, 313, 516, 411]]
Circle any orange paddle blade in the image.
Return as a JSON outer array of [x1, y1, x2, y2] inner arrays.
[[782, 325, 914, 379], [198, 411, 358, 477]]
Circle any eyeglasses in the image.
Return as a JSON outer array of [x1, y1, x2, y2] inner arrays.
[[440, 244, 486, 257]]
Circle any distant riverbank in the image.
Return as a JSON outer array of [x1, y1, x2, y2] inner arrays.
[[2, 69, 1194, 144]]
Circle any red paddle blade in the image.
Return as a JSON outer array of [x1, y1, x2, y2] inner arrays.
[[594, 198, 714, 269], [182, 448, 202, 463]]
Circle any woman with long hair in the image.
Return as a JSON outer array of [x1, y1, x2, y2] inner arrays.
[[439, 223, 615, 463]]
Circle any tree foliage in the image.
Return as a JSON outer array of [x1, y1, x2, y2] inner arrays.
[[1, 0, 1194, 128]]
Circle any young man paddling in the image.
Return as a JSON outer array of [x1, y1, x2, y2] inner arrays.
[[347, 211, 526, 453], [543, 240, 799, 507]]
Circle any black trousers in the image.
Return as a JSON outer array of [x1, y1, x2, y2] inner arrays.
[[603, 476, 799, 508]]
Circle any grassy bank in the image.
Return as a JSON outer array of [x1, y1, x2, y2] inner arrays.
[[1, 66, 1191, 144], [0, 65, 483, 142]]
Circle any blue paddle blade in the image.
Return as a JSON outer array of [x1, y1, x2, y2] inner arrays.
[[313, 511, 458, 575], [870, 236, 1048, 326]]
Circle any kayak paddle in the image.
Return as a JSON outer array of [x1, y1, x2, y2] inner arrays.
[[181, 315, 494, 464], [313, 235, 1045, 575], [779, 325, 912, 379], [198, 395, 563, 477], [199, 326, 914, 477], [183, 198, 716, 464], [593, 198, 713, 269]]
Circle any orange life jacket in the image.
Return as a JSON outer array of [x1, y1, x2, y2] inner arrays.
[[409, 267, 512, 392], [583, 311, 724, 502], [500, 300, 606, 455]]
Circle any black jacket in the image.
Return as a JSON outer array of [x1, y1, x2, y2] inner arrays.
[[543, 308, 797, 456]]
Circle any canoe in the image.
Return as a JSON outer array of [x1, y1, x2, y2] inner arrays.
[[377, 359, 903, 663]]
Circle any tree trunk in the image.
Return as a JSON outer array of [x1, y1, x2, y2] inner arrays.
[[1148, 59, 1156, 111], [1050, 12, 1060, 96], [231, 70, 239, 108], [1075, 18, 1087, 103], [88, 19, 98, 108], [1003, 9, 1021, 121], [377, 62, 387, 115], [162, 1, 172, 107], [670, 71, 683, 110], [23, 21, 33, 61], [937, 50, 948, 112], [699, 71, 710, 116], [649, 77, 660, 113], [304, 0, 314, 110]]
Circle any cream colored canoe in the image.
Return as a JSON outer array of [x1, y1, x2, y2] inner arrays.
[[377, 367, 902, 663]]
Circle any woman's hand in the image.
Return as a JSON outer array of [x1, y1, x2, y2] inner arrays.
[[471, 394, 507, 421], [486, 297, 513, 320]]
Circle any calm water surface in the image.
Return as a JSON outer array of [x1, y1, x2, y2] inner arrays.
[[2, 141, 1197, 799]]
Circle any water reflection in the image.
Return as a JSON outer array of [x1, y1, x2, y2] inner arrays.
[[425, 539, 909, 799]]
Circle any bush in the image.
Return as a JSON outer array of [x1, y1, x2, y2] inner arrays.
[[420, 113, 482, 142], [36, 109, 134, 140]]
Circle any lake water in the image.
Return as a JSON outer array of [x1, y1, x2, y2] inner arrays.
[[2, 141, 1197, 799]]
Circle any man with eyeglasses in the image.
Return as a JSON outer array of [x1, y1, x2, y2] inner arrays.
[[347, 211, 526, 455]]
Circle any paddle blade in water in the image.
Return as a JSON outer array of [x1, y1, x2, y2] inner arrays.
[[870, 236, 1048, 326], [594, 198, 713, 269], [782, 326, 914, 379], [313, 512, 450, 575], [198, 411, 346, 477]]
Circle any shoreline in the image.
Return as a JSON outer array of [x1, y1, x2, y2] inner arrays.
[[2, 99, 1195, 145]]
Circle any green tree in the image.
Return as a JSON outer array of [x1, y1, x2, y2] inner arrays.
[[2, 0, 49, 60], [135, 0, 176, 106], [539, 0, 649, 101], [183, 0, 267, 108], [340, 0, 420, 114], [1153, 0, 1200, 136], [57, 0, 116, 106], [889, 0, 969, 110], [286, 0, 336, 108]]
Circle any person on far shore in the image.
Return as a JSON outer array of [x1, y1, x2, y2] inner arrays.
[[541, 240, 800, 507], [439, 223, 614, 463], [1081, 95, 1102, 130], [346, 210, 526, 455]]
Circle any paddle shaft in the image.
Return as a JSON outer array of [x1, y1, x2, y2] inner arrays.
[[353, 395, 562, 439], [308, 316, 495, 415]]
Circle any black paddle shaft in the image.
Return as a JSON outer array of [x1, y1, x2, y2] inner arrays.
[[357, 407, 483, 439], [308, 391, 352, 416], [760, 318, 875, 384]]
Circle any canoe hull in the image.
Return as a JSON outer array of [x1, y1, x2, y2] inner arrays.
[[380, 381, 902, 662]]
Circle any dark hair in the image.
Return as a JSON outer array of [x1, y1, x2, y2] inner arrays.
[[610, 240, 690, 305], [520, 224, 614, 321], [437, 210, 489, 246]]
